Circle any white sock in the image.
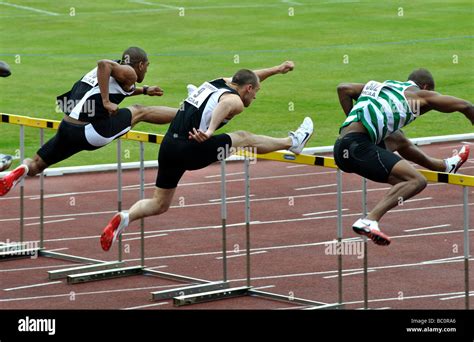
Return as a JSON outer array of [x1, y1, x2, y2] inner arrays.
[[121, 211, 130, 228], [289, 132, 297, 148]]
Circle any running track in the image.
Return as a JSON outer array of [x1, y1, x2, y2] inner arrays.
[[0, 141, 473, 310]]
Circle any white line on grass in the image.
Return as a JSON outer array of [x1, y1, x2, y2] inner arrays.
[[0, 1, 60, 16]]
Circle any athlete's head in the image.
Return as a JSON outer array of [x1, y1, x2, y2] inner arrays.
[[121, 47, 149, 83], [408, 68, 435, 91], [231, 69, 260, 107]]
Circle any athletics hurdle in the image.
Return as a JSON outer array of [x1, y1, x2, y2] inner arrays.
[[1, 113, 472, 309], [0, 113, 228, 297]]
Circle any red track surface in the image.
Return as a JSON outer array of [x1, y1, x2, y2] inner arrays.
[[0, 141, 473, 310]]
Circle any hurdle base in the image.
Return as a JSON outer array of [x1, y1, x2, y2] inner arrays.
[[0, 246, 42, 261], [173, 286, 251, 307], [143, 269, 211, 284], [249, 289, 343, 309], [151, 281, 230, 301], [67, 266, 144, 284], [48, 261, 125, 280], [39, 250, 106, 264]]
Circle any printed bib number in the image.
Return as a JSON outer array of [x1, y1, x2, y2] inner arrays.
[[81, 68, 98, 87], [185, 82, 218, 108], [361, 80, 384, 98]]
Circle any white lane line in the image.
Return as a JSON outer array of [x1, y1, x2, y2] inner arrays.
[[215, 251, 267, 260], [0, 1, 60, 16], [4, 281, 62, 292], [323, 270, 375, 279], [286, 165, 307, 169], [25, 218, 75, 226], [295, 183, 337, 191], [252, 285, 276, 291], [144, 265, 168, 270], [209, 194, 255, 202], [44, 247, 69, 252], [404, 197, 432, 203], [121, 233, 168, 242], [404, 224, 451, 232], [302, 208, 348, 217], [421, 256, 464, 265], [206, 171, 244, 178], [439, 292, 474, 301], [343, 291, 471, 306], [20, 204, 471, 246], [0, 284, 187, 303], [1, 170, 335, 202], [123, 233, 474, 264], [0, 264, 79, 273], [121, 302, 170, 310]]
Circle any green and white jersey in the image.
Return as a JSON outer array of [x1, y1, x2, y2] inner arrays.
[[340, 80, 420, 144]]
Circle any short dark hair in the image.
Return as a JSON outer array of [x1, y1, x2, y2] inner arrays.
[[408, 68, 435, 90], [231, 69, 259, 87], [121, 47, 148, 67]]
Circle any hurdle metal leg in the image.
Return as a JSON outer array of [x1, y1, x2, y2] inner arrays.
[[463, 186, 470, 309], [362, 178, 369, 310], [45, 139, 134, 280], [173, 157, 342, 309], [150, 158, 231, 301], [336, 169, 343, 305], [65, 140, 144, 283]]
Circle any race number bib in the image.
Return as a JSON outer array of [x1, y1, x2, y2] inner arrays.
[[361, 80, 384, 98], [81, 67, 98, 87], [185, 82, 218, 108]]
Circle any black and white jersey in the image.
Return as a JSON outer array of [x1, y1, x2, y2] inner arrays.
[[167, 79, 239, 138], [56, 61, 135, 122]]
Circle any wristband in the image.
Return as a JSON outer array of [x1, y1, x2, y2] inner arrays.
[[143, 86, 149, 95]]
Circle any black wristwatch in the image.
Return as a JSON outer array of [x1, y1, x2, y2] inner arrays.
[[143, 86, 149, 95]]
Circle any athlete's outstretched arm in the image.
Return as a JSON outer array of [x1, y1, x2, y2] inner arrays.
[[97, 59, 137, 115], [223, 61, 295, 83], [337, 83, 365, 115], [252, 61, 295, 82], [421, 91, 474, 124], [131, 86, 164, 97], [188, 94, 243, 142]]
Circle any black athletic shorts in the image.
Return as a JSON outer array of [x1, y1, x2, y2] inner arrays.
[[156, 133, 233, 189], [333, 132, 402, 183], [37, 108, 132, 166]]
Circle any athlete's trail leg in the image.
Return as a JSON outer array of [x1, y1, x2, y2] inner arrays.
[[367, 160, 427, 222]]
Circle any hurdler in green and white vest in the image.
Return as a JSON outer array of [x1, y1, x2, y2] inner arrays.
[[334, 68, 473, 247]]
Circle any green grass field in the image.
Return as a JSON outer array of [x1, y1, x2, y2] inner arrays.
[[0, 0, 473, 167]]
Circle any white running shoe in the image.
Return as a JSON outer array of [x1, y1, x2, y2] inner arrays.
[[0, 154, 13, 172], [444, 145, 470, 174], [352, 218, 391, 246], [288, 117, 314, 154], [187, 84, 197, 96]]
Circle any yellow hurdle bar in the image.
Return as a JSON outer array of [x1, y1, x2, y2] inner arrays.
[[1, 113, 473, 187]]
